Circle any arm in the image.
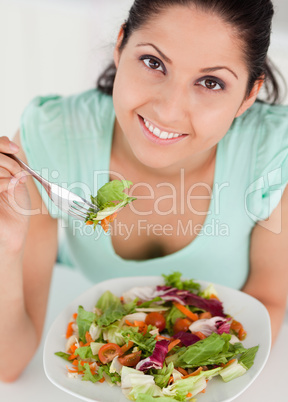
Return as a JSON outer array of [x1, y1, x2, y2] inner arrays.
[[242, 186, 288, 345], [0, 132, 58, 382]]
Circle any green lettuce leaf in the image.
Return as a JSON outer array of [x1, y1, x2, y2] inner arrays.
[[239, 345, 259, 369], [74, 346, 94, 359], [81, 364, 107, 383], [152, 362, 174, 388], [162, 272, 200, 293], [87, 180, 136, 223], [165, 304, 186, 335], [136, 396, 180, 402], [103, 322, 126, 346], [54, 351, 71, 361], [96, 180, 134, 208], [137, 297, 163, 308], [96, 293, 136, 327], [76, 306, 97, 343], [174, 333, 232, 367], [162, 367, 221, 400], [102, 363, 121, 384], [219, 359, 247, 382], [121, 328, 156, 357], [128, 382, 163, 400], [96, 290, 120, 310]]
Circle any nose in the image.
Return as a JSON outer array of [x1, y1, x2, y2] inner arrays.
[[152, 81, 190, 126]]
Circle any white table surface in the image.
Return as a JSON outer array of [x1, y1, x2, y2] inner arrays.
[[1, 263, 287, 402]]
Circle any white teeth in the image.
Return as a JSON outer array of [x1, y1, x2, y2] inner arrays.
[[153, 127, 161, 136], [160, 131, 169, 139], [142, 117, 182, 139]]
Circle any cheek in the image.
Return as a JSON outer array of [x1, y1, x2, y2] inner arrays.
[[113, 62, 147, 117], [192, 97, 240, 144]]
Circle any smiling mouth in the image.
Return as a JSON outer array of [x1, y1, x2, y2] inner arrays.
[[140, 116, 187, 140]]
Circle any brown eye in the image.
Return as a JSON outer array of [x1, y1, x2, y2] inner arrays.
[[197, 78, 223, 91], [148, 59, 160, 69], [205, 79, 217, 89], [142, 57, 164, 72]]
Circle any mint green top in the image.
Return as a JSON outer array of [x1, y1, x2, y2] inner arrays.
[[20, 89, 288, 289]]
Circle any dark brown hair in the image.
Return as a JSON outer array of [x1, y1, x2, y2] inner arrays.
[[97, 0, 286, 104]]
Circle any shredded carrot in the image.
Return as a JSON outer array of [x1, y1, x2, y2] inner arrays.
[[70, 343, 78, 354], [68, 354, 77, 361], [238, 327, 247, 341], [99, 377, 105, 383], [176, 367, 189, 376], [134, 321, 148, 335], [134, 320, 146, 327], [221, 358, 236, 368], [73, 313, 78, 320], [120, 340, 134, 355], [67, 367, 78, 373], [168, 375, 174, 385], [230, 320, 247, 341], [168, 339, 181, 352], [125, 320, 147, 334], [186, 393, 193, 398], [194, 331, 206, 340], [201, 388, 206, 393], [120, 296, 124, 302], [72, 359, 79, 366], [66, 321, 74, 338], [182, 367, 203, 379], [85, 331, 93, 344], [101, 213, 117, 232], [199, 312, 212, 319], [210, 294, 220, 301], [156, 335, 171, 341], [173, 302, 198, 322], [79, 341, 84, 347], [86, 220, 94, 225]]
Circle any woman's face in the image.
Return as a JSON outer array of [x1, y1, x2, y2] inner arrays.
[[113, 6, 257, 170]]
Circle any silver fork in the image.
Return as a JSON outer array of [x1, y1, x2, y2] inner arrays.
[[4, 153, 99, 220]]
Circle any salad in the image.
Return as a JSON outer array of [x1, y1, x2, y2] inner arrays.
[[55, 272, 259, 402], [85, 179, 136, 232]]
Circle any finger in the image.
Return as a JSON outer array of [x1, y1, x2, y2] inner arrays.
[[0, 177, 12, 193], [10, 171, 28, 186], [0, 136, 19, 154], [0, 153, 23, 176], [0, 167, 12, 179]]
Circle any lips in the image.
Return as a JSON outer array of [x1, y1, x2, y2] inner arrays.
[[138, 115, 188, 145]]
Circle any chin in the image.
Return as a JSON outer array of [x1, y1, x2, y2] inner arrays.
[[133, 149, 181, 170]]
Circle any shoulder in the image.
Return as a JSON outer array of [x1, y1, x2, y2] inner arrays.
[[21, 89, 113, 124], [238, 102, 288, 222], [224, 101, 288, 164], [227, 101, 288, 138], [20, 89, 114, 141]]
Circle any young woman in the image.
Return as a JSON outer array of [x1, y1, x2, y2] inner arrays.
[[0, 0, 287, 382]]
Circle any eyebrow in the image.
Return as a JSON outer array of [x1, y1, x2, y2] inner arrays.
[[136, 42, 238, 80], [136, 42, 172, 64], [200, 66, 238, 80]]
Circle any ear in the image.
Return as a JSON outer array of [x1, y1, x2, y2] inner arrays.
[[235, 77, 265, 117], [113, 25, 125, 68]]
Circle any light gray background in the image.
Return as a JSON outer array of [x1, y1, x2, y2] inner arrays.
[[0, 0, 287, 138]]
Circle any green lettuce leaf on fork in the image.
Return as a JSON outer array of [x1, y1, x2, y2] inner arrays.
[[86, 179, 136, 228]]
